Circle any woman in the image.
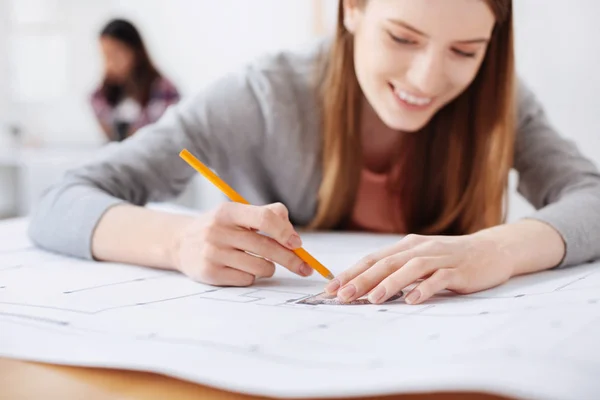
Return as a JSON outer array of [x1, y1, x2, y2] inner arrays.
[[91, 19, 180, 141], [30, 0, 600, 306]]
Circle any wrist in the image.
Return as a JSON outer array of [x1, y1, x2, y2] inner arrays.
[[166, 214, 198, 272], [92, 204, 198, 271], [474, 219, 566, 277]]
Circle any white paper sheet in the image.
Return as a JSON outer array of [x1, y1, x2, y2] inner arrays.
[[1, 218, 599, 399]]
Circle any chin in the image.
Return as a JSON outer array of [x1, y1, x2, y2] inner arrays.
[[106, 75, 127, 84], [381, 113, 432, 132]]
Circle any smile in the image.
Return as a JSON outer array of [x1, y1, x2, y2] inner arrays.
[[390, 84, 434, 110]]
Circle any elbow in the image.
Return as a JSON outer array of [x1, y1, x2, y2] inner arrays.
[[522, 172, 600, 210], [554, 176, 600, 204], [26, 179, 123, 260]]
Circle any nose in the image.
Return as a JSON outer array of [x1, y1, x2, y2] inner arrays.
[[406, 48, 446, 95]]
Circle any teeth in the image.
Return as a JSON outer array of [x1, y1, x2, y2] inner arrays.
[[396, 89, 432, 106]]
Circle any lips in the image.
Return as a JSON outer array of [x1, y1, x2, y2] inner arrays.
[[389, 83, 434, 111]]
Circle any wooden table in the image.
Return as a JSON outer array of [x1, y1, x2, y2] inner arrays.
[[0, 358, 511, 400]]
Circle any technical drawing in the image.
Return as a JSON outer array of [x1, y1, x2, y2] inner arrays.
[[1, 221, 600, 400]]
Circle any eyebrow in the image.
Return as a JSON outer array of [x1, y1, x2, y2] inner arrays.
[[387, 18, 490, 44]]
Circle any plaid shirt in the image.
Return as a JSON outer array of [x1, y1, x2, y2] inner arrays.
[[91, 77, 180, 137]]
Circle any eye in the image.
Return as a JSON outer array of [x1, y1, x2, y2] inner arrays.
[[452, 48, 477, 58], [388, 32, 416, 45]]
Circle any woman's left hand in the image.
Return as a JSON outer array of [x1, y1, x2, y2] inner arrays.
[[323, 221, 565, 305]]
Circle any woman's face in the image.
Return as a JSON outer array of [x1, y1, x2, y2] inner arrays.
[[345, 0, 496, 132], [100, 36, 135, 83]]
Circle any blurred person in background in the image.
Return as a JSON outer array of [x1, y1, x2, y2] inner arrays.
[[91, 19, 180, 142]]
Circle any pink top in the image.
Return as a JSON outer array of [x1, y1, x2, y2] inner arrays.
[[91, 77, 180, 138], [348, 168, 404, 233]]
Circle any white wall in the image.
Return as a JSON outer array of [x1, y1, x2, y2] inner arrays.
[[0, 0, 14, 216], [0, 0, 9, 140], [514, 0, 600, 164]]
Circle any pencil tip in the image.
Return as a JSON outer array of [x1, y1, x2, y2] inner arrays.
[[325, 273, 335, 281]]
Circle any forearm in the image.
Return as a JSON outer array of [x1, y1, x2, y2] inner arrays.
[[475, 219, 566, 277], [92, 204, 194, 270]]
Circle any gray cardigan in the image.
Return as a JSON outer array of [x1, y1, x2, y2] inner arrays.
[[27, 40, 600, 268]]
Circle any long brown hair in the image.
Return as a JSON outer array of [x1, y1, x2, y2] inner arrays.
[[309, 0, 515, 235]]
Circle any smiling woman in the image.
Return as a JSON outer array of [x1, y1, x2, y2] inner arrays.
[[315, 0, 514, 237], [28, 0, 600, 306]]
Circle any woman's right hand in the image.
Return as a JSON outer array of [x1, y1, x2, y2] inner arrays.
[[173, 202, 313, 286]]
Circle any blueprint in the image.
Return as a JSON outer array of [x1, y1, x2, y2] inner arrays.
[[1, 218, 600, 399]]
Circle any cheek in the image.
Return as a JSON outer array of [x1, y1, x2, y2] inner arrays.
[[115, 57, 130, 71], [122, 55, 135, 71], [355, 35, 406, 94], [107, 50, 133, 73], [443, 61, 484, 99]]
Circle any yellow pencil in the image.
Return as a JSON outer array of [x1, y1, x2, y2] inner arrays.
[[179, 148, 334, 281]]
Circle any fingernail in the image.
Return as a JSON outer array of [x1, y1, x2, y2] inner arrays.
[[405, 289, 421, 305], [368, 286, 386, 304], [287, 234, 302, 249], [338, 284, 356, 301], [300, 263, 313, 276], [325, 279, 341, 294]]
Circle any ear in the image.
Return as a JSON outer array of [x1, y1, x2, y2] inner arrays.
[[342, 0, 361, 33]]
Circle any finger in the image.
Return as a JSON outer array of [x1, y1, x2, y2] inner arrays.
[[338, 252, 442, 303], [247, 203, 288, 232], [226, 229, 312, 277], [325, 234, 435, 296], [404, 268, 459, 305], [219, 249, 276, 278], [367, 256, 452, 304], [213, 267, 256, 287], [191, 262, 255, 287], [338, 237, 455, 302], [267, 202, 289, 219], [334, 252, 410, 302], [324, 245, 405, 295], [217, 203, 301, 251]]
